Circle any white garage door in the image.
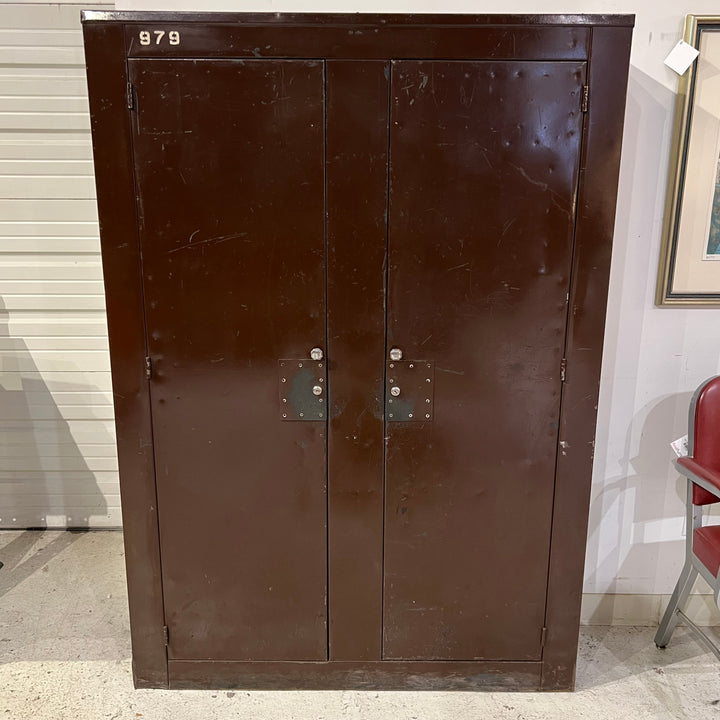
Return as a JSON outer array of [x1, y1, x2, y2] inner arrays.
[[0, 2, 121, 528]]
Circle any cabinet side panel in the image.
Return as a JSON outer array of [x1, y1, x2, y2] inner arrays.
[[326, 60, 389, 661], [83, 21, 167, 687], [541, 25, 633, 691]]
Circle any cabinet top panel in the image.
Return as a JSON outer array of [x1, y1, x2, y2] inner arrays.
[[79, 13, 637, 61], [82, 12, 635, 27]]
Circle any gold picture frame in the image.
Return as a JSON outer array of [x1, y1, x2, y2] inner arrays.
[[656, 15, 720, 306]]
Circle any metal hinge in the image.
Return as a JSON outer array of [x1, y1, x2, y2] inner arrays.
[[162, 625, 169, 646], [581, 84, 589, 113], [541, 626, 548, 648], [127, 82, 135, 110], [145, 356, 152, 380], [560, 358, 567, 383]]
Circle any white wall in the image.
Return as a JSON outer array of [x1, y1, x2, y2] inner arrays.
[[0, 2, 121, 528], [21, 0, 720, 609]]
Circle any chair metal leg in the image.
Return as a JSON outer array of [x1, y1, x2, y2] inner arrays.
[[655, 561, 698, 648], [675, 608, 720, 661]]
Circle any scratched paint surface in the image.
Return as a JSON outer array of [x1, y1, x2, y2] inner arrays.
[[128, 58, 328, 662], [383, 61, 586, 661]]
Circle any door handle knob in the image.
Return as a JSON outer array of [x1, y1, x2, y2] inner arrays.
[[390, 386, 401, 397], [312, 385, 323, 396], [310, 347, 324, 361], [389, 347, 403, 361]]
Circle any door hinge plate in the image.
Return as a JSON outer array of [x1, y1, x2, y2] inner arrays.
[[541, 626, 548, 648], [145, 356, 152, 380], [560, 358, 567, 383], [162, 625, 169, 646], [127, 82, 135, 110], [581, 84, 589, 113]]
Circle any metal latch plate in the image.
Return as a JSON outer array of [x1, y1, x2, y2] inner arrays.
[[386, 360, 434, 422], [279, 359, 326, 421]]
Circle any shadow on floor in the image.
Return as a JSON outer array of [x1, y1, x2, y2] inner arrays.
[[576, 626, 720, 691], [0, 529, 84, 598], [0, 529, 130, 664]]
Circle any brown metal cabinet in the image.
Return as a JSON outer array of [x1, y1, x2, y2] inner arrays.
[[82, 13, 633, 690]]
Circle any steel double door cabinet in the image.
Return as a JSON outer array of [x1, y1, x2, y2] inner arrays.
[[83, 13, 633, 691]]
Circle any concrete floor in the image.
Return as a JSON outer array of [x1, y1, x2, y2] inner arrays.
[[0, 530, 718, 719]]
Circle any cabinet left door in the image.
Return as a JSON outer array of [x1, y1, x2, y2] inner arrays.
[[128, 58, 328, 661]]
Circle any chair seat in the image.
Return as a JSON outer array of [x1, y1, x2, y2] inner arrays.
[[693, 525, 720, 577]]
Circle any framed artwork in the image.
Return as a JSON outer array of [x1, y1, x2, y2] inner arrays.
[[656, 15, 720, 306]]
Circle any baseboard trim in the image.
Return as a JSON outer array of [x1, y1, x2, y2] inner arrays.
[[581, 593, 720, 627]]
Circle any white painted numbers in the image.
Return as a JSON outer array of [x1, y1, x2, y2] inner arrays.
[[139, 30, 181, 46]]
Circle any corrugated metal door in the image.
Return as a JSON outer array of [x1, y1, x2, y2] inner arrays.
[[0, 3, 119, 529]]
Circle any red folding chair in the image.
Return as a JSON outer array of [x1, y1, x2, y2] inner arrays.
[[655, 375, 720, 658]]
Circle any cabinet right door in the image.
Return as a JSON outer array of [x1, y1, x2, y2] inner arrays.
[[383, 60, 586, 661]]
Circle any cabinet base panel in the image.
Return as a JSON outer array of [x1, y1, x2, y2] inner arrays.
[[164, 660, 547, 691]]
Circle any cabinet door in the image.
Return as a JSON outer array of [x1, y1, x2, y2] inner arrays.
[[383, 61, 586, 660], [128, 59, 328, 661]]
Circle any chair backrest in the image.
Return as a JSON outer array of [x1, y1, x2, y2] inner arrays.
[[689, 375, 720, 505]]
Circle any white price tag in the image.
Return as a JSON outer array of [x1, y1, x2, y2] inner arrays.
[[671, 435, 689, 458], [664, 40, 700, 76]]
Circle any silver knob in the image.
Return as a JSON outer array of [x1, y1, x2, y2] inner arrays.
[[310, 347, 324, 361], [312, 385, 323, 396], [390, 386, 401, 397], [389, 348, 403, 361]]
